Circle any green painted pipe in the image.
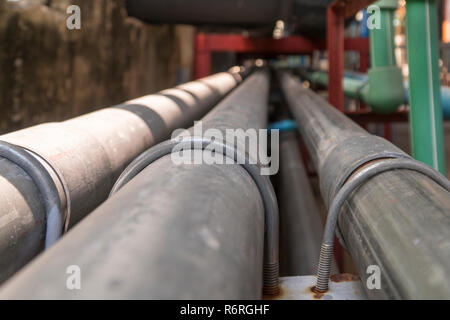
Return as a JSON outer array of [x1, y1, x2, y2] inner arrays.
[[369, 0, 397, 68], [406, 0, 446, 174], [364, 0, 405, 114], [308, 71, 364, 100], [309, 0, 404, 114]]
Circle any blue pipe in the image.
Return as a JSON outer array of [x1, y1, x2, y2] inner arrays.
[[268, 119, 298, 132]]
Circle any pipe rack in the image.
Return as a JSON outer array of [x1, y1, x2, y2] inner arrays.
[[0, 70, 243, 284]]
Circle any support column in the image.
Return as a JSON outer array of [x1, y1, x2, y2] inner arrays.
[[406, 0, 446, 174], [327, 5, 345, 111], [194, 33, 211, 79]]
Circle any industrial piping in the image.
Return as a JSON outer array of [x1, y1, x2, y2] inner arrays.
[[306, 0, 405, 114], [278, 131, 326, 276], [0, 70, 276, 299], [279, 71, 450, 299], [306, 70, 450, 119], [126, 0, 289, 27], [0, 69, 244, 284]]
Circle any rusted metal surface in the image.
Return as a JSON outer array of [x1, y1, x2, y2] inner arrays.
[[269, 275, 367, 300]]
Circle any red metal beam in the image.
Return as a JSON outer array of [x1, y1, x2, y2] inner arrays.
[[194, 33, 212, 79], [200, 34, 320, 54], [193, 33, 369, 80], [327, 5, 345, 111], [331, 0, 377, 18]]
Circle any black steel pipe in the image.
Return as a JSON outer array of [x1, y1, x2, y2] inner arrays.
[[0, 70, 243, 284], [126, 0, 287, 27], [0, 70, 273, 299], [279, 71, 450, 299], [278, 131, 324, 276]]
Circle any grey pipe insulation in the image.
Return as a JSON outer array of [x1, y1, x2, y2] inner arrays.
[[0, 69, 244, 284]]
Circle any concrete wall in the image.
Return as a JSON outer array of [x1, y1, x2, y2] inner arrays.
[[0, 0, 193, 133]]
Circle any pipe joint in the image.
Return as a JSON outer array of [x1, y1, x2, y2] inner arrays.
[[361, 66, 406, 114]]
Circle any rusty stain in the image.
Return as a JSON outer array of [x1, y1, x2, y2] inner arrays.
[[263, 287, 284, 300], [308, 286, 325, 300], [330, 273, 359, 282]]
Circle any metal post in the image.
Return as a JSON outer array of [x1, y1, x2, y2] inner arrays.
[[327, 4, 345, 111], [406, 0, 446, 174]]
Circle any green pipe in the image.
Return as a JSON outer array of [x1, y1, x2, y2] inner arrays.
[[364, 0, 405, 114], [369, 0, 397, 68], [406, 0, 446, 174], [308, 71, 364, 100], [309, 0, 404, 114]]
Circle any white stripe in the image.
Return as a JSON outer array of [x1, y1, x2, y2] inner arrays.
[[425, 0, 439, 169]]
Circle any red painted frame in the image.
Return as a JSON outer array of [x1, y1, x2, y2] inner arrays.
[[194, 33, 369, 80]]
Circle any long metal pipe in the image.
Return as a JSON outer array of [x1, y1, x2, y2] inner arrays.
[[0, 70, 272, 299], [278, 131, 324, 276], [279, 71, 450, 299], [0, 70, 243, 284], [126, 0, 286, 27]]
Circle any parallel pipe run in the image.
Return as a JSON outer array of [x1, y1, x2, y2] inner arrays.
[[0, 70, 242, 284], [0, 70, 275, 299], [279, 71, 450, 299], [278, 132, 324, 276], [126, 0, 285, 27]]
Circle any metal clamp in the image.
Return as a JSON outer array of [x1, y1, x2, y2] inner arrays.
[[0, 141, 69, 248], [110, 136, 280, 295], [315, 158, 450, 293]]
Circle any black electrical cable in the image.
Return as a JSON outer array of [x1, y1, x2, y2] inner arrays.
[[0, 141, 64, 248], [110, 136, 280, 295]]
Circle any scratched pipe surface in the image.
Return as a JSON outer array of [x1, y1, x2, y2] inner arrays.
[[0, 70, 270, 299], [0, 70, 242, 284], [279, 71, 450, 299]]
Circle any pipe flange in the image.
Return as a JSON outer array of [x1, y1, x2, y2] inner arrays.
[[0, 141, 68, 248], [110, 136, 280, 295]]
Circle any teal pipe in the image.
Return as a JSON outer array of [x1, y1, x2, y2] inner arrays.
[[268, 119, 298, 132], [364, 0, 405, 114], [307, 1, 405, 114], [307, 70, 450, 119], [406, 0, 446, 174]]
